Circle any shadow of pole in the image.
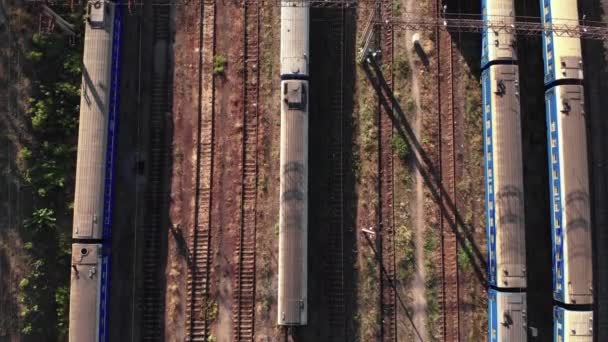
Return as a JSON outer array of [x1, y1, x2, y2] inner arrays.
[[362, 231, 426, 342], [361, 53, 488, 287]]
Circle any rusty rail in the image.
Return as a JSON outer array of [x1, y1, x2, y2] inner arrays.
[[378, 0, 396, 341], [436, 1, 460, 340], [186, 0, 215, 340], [141, 0, 170, 339], [232, 0, 260, 340], [325, 12, 347, 340]]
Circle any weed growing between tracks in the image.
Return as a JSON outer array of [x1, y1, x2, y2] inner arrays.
[[423, 220, 441, 341]]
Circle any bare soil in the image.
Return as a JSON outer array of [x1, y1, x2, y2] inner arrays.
[[165, 0, 201, 339]]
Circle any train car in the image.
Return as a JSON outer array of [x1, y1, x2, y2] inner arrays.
[[69, 244, 107, 341], [69, 1, 122, 341], [488, 289, 527, 341], [554, 307, 593, 341], [545, 84, 592, 305], [540, 0, 584, 85], [482, 64, 526, 289], [481, 0, 517, 68], [277, 0, 309, 326]]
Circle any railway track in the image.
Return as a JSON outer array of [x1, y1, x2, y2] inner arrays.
[[326, 12, 346, 341], [232, 0, 260, 340], [186, 0, 215, 340], [141, 0, 170, 340], [378, 0, 396, 340], [436, 1, 460, 340]]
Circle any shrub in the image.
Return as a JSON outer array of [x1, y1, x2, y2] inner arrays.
[[394, 55, 411, 79], [393, 135, 410, 161], [213, 54, 228, 75]]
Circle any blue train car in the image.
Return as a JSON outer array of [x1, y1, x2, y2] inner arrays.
[[544, 85, 592, 306], [540, 0, 584, 85], [482, 64, 527, 290], [69, 1, 122, 341], [481, 0, 517, 69], [554, 306, 593, 341], [488, 289, 527, 341]]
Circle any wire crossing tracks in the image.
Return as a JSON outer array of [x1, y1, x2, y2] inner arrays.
[[186, 0, 215, 341], [436, 3, 460, 341], [378, 0, 396, 341], [141, 0, 170, 340], [232, 0, 260, 340]]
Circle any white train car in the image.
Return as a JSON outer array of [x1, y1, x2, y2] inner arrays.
[[488, 289, 527, 342], [545, 84, 592, 305], [69, 1, 122, 341], [278, 0, 309, 326], [69, 244, 107, 341], [554, 307, 593, 342], [481, 0, 517, 68], [72, 0, 118, 241], [540, 0, 584, 84]]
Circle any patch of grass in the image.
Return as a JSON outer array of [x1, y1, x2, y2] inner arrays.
[[360, 103, 377, 153], [352, 148, 361, 182], [257, 247, 275, 319], [458, 240, 473, 273], [402, 169, 414, 188], [394, 55, 411, 79], [396, 223, 415, 283], [393, 134, 411, 161], [360, 253, 380, 340], [406, 97, 416, 114], [392, 0, 403, 17], [213, 54, 228, 75], [424, 226, 441, 339], [259, 175, 268, 193], [207, 300, 219, 322]]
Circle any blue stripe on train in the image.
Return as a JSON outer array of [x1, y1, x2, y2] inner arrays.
[[99, 2, 123, 341], [541, 0, 556, 84], [554, 306, 566, 342], [488, 289, 498, 342], [545, 88, 565, 303], [481, 0, 489, 68], [482, 68, 497, 287]]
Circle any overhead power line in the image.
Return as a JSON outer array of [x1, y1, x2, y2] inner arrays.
[[381, 13, 608, 40]]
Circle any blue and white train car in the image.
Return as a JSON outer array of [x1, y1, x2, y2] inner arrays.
[[481, 0, 517, 69], [488, 289, 527, 342], [540, 0, 584, 85], [482, 1, 528, 340], [69, 1, 122, 341], [482, 64, 527, 290], [554, 307, 593, 341], [545, 84, 592, 306]]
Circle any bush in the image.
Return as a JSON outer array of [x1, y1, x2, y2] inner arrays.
[[213, 54, 228, 75], [393, 135, 410, 161], [394, 55, 411, 79]]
